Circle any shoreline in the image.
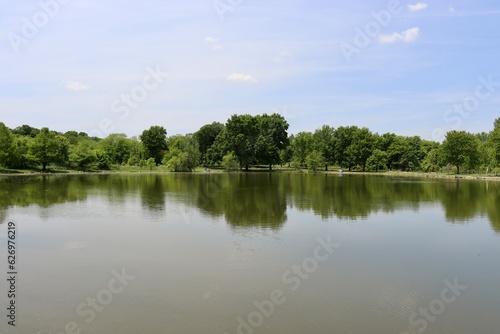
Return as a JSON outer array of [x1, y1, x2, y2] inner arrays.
[[1, 169, 500, 182]]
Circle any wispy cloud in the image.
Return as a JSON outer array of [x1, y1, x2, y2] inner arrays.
[[273, 51, 291, 63], [379, 27, 420, 44], [226, 73, 258, 83], [205, 36, 219, 44], [65, 81, 91, 91], [408, 2, 428, 12], [205, 36, 223, 50]]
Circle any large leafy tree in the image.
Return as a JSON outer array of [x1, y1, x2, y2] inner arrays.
[[0, 122, 16, 167], [442, 130, 480, 174], [162, 135, 200, 172], [69, 140, 97, 169], [345, 127, 374, 171], [290, 131, 314, 167], [333, 126, 358, 170], [28, 127, 61, 171], [140, 126, 167, 165], [11, 124, 40, 138], [313, 125, 335, 171], [100, 133, 133, 165], [255, 113, 289, 170], [492, 117, 500, 166], [225, 114, 260, 170], [194, 122, 224, 166]]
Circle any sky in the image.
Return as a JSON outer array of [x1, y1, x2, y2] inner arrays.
[[0, 0, 499, 141]]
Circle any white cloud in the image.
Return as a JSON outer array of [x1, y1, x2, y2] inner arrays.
[[408, 2, 428, 12], [205, 37, 222, 50], [205, 36, 219, 44], [273, 51, 291, 63], [65, 81, 91, 91], [449, 7, 455, 13], [379, 27, 420, 43], [226, 73, 258, 83]]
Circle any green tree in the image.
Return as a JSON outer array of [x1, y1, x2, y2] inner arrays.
[[146, 158, 156, 171], [366, 149, 389, 172], [206, 128, 231, 166], [101, 133, 133, 165], [162, 135, 200, 172], [221, 152, 240, 171], [140, 126, 167, 165], [69, 140, 97, 169], [313, 125, 335, 171], [29, 127, 61, 171], [345, 127, 374, 171], [225, 114, 260, 170], [0, 122, 15, 167], [11, 124, 40, 138], [305, 150, 322, 173], [290, 132, 314, 167], [492, 118, 500, 166], [194, 122, 224, 166], [442, 130, 480, 174], [255, 113, 289, 170], [333, 126, 357, 171]]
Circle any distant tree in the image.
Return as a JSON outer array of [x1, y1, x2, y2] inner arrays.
[[69, 140, 97, 169], [221, 152, 240, 171], [442, 130, 480, 174], [0, 122, 15, 167], [313, 125, 335, 171], [225, 114, 260, 170], [494, 117, 500, 129], [12, 124, 40, 138], [100, 133, 133, 165], [255, 113, 289, 170], [305, 150, 322, 173], [366, 149, 389, 172], [206, 128, 230, 166], [29, 127, 61, 171], [346, 127, 374, 171], [491, 120, 500, 166], [162, 135, 200, 172], [290, 132, 314, 167], [194, 122, 224, 166], [11, 136, 33, 169], [333, 126, 357, 171], [140, 126, 167, 165], [146, 158, 156, 171]]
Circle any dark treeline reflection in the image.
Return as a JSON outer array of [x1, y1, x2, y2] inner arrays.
[[0, 174, 499, 232]]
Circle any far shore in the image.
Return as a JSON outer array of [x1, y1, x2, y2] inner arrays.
[[1, 167, 500, 182]]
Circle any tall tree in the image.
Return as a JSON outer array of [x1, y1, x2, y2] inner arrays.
[[491, 118, 500, 166], [255, 113, 289, 170], [0, 122, 15, 167], [140, 126, 167, 165], [162, 135, 200, 172], [225, 114, 259, 170], [346, 127, 374, 171], [29, 127, 60, 171], [11, 124, 40, 138], [442, 130, 480, 174], [101, 133, 133, 165], [194, 122, 224, 166], [313, 125, 335, 171], [333, 126, 357, 171], [290, 132, 314, 167]]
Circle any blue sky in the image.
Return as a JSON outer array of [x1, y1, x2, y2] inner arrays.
[[1, 0, 499, 141]]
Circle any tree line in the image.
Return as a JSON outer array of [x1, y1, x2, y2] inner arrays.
[[1, 115, 499, 174]]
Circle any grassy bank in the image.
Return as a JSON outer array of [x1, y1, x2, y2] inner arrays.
[[1, 165, 500, 181]]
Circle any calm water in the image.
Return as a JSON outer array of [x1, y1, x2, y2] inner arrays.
[[1, 173, 499, 334]]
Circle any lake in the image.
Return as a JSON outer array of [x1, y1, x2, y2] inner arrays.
[[1, 173, 499, 334]]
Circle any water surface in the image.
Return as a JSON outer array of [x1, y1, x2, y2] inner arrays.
[[1, 173, 499, 334]]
